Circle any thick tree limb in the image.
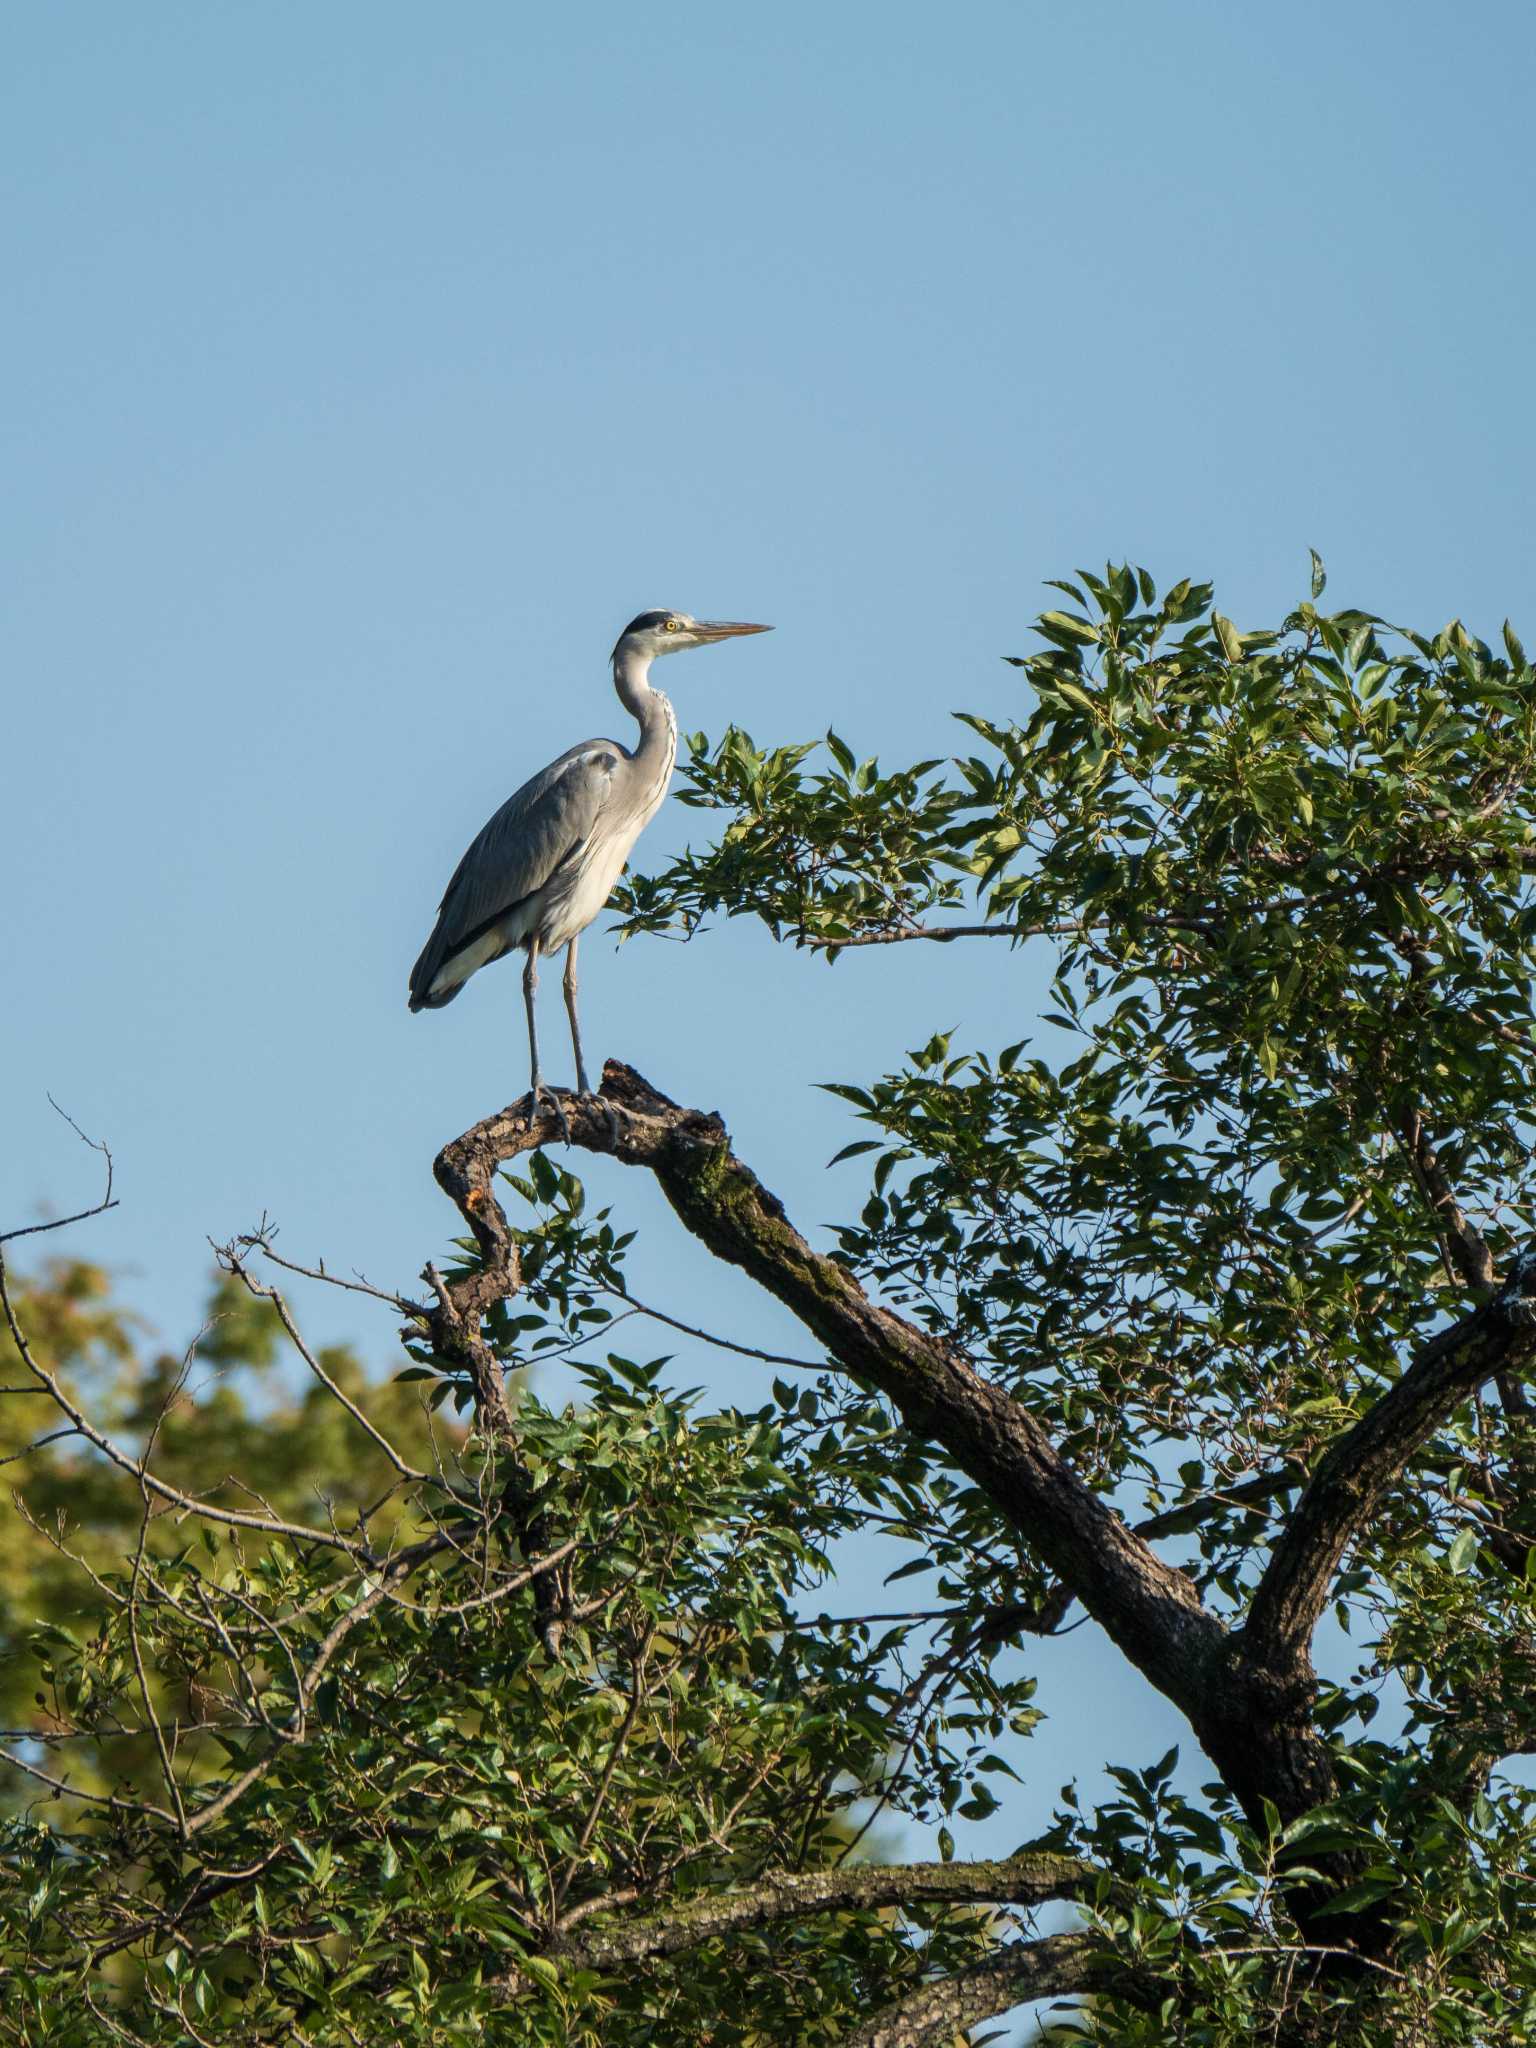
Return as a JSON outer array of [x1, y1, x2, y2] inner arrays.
[[840, 1930, 1150, 2048], [434, 1064, 1227, 1739], [435, 1068, 1401, 1829], [1246, 1247, 1536, 1665], [555, 1853, 1095, 1967]]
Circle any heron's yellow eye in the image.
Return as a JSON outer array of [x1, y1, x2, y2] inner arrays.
[[665, 618, 682, 632]]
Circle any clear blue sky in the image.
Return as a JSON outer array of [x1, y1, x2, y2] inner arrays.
[[5, 0, 1536, 1963]]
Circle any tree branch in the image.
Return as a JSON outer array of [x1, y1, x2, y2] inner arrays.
[[1247, 1245, 1536, 1665], [434, 1066, 1228, 1746], [218, 1238, 437, 1484], [1391, 1103, 1526, 1417], [0, 1099, 116, 1246], [555, 1853, 1095, 1967], [1393, 1109, 1498, 1293]]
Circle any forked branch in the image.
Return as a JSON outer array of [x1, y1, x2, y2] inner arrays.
[[1247, 1246, 1536, 1664]]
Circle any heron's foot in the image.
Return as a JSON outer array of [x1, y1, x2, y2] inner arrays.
[[582, 1090, 622, 1149], [529, 1081, 571, 1145]]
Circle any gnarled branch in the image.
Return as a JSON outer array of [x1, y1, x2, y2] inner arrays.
[[433, 1065, 1232, 1758]]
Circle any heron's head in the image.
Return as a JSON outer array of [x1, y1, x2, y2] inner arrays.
[[612, 610, 773, 663]]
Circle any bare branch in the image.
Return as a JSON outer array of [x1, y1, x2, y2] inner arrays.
[[0, 1424, 82, 1468], [234, 1223, 419, 1312], [604, 1284, 827, 1372], [0, 1100, 117, 1245], [0, 1744, 176, 1824]]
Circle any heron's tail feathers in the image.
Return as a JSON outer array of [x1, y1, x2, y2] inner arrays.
[[407, 980, 459, 1013], [407, 923, 513, 1012]]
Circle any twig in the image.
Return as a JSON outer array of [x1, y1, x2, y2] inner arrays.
[[554, 1621, 657, 1911], [0, 1098, 118, 1248], [605, 1285, 827, 1373], [235, 1224, 418, 1312], [0, 1745, 176, 1824], [0, 1251, 372, 1556], [217, 1239, 437, 1484]]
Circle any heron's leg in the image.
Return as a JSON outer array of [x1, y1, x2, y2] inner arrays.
[[523, 939, 543, 1098], [565, 936, 620, 1144], [524, 938, 569, 1142], [563, 936, 591, 1097]]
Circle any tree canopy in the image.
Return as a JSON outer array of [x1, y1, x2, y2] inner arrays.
[[6, 562, 1536, 2044]]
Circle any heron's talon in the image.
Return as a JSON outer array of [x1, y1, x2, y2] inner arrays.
[[530, 1084, 571, 1145], [584, 1092, 622, 1147]]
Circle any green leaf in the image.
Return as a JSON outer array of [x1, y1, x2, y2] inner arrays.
[[1312, 1873, 1400, 1917], [1038, 609, 1101, 646], [826, 1140, 881, 1167], [825, 730, 856, 775], [1054, 680, 1099, 717]]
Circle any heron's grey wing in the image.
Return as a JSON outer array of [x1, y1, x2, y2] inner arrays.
[[408, 741, 622, 1009]]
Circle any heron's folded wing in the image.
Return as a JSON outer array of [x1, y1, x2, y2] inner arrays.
[[408, 742, 621, 1004]]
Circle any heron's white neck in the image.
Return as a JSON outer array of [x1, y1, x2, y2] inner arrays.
[[613, 645, 675, 760]]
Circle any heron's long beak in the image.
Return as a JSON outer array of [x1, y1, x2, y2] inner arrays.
[[693, 620, 773, 642]]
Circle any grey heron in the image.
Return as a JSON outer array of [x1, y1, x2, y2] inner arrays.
[[408, 609, 771, 1124]]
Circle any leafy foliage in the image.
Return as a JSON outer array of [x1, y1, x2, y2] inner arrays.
[[8, 563, 1536, 2042], [0, 1232, 1026, 2043]]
